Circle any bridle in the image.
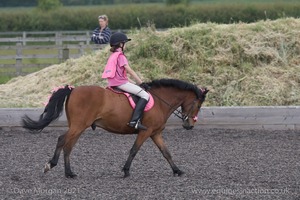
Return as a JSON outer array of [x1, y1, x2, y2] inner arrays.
[[150, 90, 201, 122], [181, 99, 201, 122]]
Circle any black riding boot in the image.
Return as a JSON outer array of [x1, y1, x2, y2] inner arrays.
[[128, 98, 148, 130]]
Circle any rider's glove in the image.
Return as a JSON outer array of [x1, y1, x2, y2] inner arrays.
[[139, 83, 150, 91]]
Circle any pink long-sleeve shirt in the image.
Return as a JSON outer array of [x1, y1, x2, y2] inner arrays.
[[102, 49, 129, 87]]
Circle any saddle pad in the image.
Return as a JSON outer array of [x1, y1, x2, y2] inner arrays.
[[107, 87, 154, 112]]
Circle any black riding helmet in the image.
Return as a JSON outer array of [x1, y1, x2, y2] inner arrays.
[[110, 32, 131, 47]]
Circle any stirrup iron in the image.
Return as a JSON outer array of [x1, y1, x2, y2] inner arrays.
[[128, 120, 147, 130]]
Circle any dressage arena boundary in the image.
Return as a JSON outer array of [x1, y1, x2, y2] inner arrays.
[[0, 106, 299, 130]]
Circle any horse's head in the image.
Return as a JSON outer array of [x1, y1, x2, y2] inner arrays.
[[181, 88, 209, 130], [146, 79, 209, 130]]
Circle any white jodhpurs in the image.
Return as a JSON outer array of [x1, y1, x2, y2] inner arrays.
[[117, 82, 149, 101]]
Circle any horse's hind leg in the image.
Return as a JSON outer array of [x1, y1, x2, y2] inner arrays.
[[44, 134, 65, 173], [62, 128, 84, 178], [44, 127, 84, 178], [151, 133, 184, 176]]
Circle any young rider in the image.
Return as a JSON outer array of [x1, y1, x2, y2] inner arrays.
[[102, 32, 150, 130]]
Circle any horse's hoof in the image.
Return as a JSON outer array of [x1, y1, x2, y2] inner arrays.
[[122, 167, 130, 178], [44, 163, 51, 173], [178, 171, 185, 176], [65, 173, 77, 178], [174, 170, 184, 177], [123, 173, 130, 178], [123, 169, 130, 178]]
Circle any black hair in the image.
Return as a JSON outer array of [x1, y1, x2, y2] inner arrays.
[[110, 43, 124, 52], [147, 78, 205, 99]]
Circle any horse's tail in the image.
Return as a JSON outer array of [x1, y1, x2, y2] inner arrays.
[[22, 85, 74, 131]]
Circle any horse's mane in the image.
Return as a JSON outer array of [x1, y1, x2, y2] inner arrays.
[[147, 79, 203, 99]]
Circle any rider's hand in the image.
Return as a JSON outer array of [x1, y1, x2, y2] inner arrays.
[[139, 83, 150, 91]]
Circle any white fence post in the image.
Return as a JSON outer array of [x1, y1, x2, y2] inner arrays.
[[86, 31, 90, 45], [22, 32, 26, 46], [15, 42, 22, 75], [55, 32, 62, 45]]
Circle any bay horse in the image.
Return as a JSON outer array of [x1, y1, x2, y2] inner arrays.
[[22, 79, 208, 178]]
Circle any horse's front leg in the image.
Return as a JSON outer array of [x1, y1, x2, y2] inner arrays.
[[151, 133, 184, 176], [123, 131, 149, 177]]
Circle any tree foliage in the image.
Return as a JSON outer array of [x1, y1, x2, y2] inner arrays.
[[165, 0, 191, 5], [1, 3, 300, 31], [37, 0, 63, 11], [0, 0, 164, 7]]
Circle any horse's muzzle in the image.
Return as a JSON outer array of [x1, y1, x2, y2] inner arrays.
[[182, 125, 194, 130], [182, 119, 194, 130]]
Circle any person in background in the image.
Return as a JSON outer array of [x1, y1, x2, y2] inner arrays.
[[91, 15, 111, 44]]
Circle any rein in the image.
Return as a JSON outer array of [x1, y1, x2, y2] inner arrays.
[[149, 90, 197, 121]]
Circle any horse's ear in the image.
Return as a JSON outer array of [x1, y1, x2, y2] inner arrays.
[[201, 88, 209, 95]]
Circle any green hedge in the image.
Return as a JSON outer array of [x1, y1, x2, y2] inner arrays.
[[0, 3, 300, 31]]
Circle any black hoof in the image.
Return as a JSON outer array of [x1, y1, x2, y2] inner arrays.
[[122, 168, 130, 178], [65, 173, 77, 178], [173, 170, 184, 176]]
